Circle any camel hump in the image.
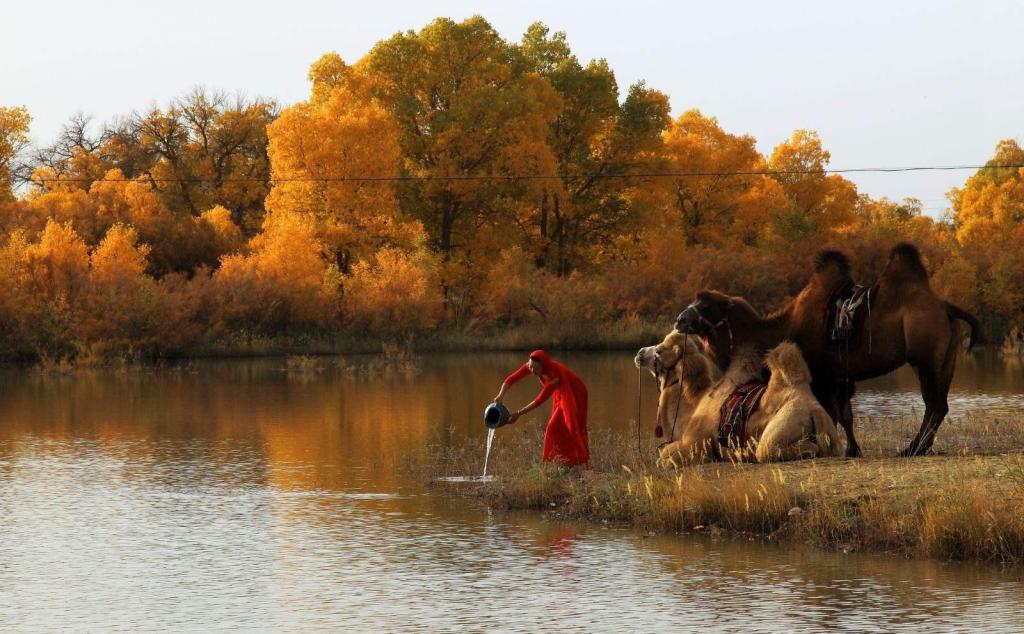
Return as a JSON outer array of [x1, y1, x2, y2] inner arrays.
[[765, 341, 812, 387], [886, 242, 929, 282], [814, 250, 851, 276]]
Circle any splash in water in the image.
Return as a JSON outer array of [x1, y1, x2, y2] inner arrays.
[[482, 427, 496, 476]]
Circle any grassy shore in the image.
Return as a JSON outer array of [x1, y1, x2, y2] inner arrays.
[[426, 413, 1024, 565]]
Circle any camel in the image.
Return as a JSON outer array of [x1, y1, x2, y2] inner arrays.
[[674, 243, 980, 458], [652, 339, 843, 466]]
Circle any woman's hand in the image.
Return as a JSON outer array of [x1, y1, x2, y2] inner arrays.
[[508, 410, 521, 424]]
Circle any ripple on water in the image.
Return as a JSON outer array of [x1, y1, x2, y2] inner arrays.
[[0, 355, 1021, 631]]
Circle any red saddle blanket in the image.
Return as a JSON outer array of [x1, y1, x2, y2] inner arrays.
[[718, 379, 768, 448]]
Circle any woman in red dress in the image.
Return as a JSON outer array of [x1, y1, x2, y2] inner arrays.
[[494, 350, 589, 466]]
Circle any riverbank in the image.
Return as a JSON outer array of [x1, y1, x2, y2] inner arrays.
[[15, 317, 667, 368], [427, 415, 1024, 565]]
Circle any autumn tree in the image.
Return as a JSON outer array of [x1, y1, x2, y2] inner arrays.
[[29, 90, 277, 235], [265, 56, 423, 273], [766, 130, 858, 244], [947, 140, 1024, 334], [82, 223, 165, 351], [213, 213, 342, 333], [520, 23, 671, 273], [660, 109, 785, 246], [0, 106, 31, 202], [360, 16, 559, 267], [20, 169, 240, 276]]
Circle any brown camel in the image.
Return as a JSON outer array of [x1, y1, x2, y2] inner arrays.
[[674, 243, 980, 457], [653, 341, 843, 466]]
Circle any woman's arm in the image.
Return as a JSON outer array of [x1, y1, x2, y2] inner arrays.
[[495, 364, 531, 402], [509, 378, 560, 423]]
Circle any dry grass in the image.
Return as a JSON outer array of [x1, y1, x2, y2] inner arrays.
[[424, 414, 1024, 565]]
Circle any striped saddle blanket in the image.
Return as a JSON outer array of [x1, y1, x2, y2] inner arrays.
[[718, 379, 768, 448]]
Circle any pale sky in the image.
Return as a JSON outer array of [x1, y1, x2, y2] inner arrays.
[[5, 0, 1023, 216]]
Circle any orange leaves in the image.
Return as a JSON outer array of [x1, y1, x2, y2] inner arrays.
[[660, 109, 784, 247], [0, 106, 31, 201], [23, 219, 90, 300], [90, 224, 150, 285], [265, 78, 415, 269], [344, 247, 442, 332], [214, 213, 341, 330]]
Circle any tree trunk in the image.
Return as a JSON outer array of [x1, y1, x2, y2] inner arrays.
[[537, 191, 549, 269]]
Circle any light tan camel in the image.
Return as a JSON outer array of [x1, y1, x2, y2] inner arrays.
[[653, 340, 844, 467]]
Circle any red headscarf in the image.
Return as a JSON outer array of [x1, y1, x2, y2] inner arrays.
[[529, 349, 554, 377]]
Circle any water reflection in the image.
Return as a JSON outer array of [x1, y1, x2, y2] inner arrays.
[[0, 351, 1020, 630]]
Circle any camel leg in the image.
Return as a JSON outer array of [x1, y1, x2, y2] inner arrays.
[[901, 328, 960, 457], [900, 364, 952, 457], [814, 380, 860, 458], [837, 380, 860, 458], [755, 419, 819, 463], [900, 367, 940, 457], [657, 437, 713, 467]]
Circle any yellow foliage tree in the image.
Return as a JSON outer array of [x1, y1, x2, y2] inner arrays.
[[767, 130, 858, 245], [361, 16, 559, 266], [82, 223, 164, 352], [660, 109, 786, 246], [0, 106, 31, 202], [214, 213, 341, 332], [265, 69, 421, 273], [344, 247, 442, 332]]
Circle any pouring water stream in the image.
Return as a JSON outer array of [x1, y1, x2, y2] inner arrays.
[[482, 427, 496, 476]]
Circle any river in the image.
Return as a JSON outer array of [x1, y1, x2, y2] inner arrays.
[[0, 350, 1021, 631]]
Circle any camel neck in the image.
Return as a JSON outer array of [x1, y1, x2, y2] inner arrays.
[[681, 356, 714, 404], [709, 304, 792, 368]]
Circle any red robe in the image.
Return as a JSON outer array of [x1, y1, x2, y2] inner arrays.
[[504, 350, 589, 466]]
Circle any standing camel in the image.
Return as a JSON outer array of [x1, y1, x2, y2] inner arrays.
[[674, 243, 980, 457]]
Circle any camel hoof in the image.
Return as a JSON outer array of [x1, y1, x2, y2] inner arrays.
[[845, 447, 863, 458], [898, 444, 930, 457]]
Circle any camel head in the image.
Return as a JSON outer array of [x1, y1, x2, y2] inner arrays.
[[675, 291, 767, 371], [636, 331, 698, 385], [674, 290, 737, 337]]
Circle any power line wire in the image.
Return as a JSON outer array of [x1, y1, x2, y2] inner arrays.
[[29, 163, 1024, 185]]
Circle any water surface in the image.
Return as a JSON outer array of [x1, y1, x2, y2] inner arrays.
[[0, 350, 1021, 631]]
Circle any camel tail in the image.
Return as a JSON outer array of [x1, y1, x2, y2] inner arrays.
[[946, 302, 981, 350], [812, 408, 844, 457]]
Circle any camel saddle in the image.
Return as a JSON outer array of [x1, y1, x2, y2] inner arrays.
[[718, 379, 768, 448], [825, 282, 875, 345]]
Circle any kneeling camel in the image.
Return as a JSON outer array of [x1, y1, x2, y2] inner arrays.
[[642, 337, 843, 466]]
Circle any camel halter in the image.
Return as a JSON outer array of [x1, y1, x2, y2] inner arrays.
[[653, 352, 686, 448]]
